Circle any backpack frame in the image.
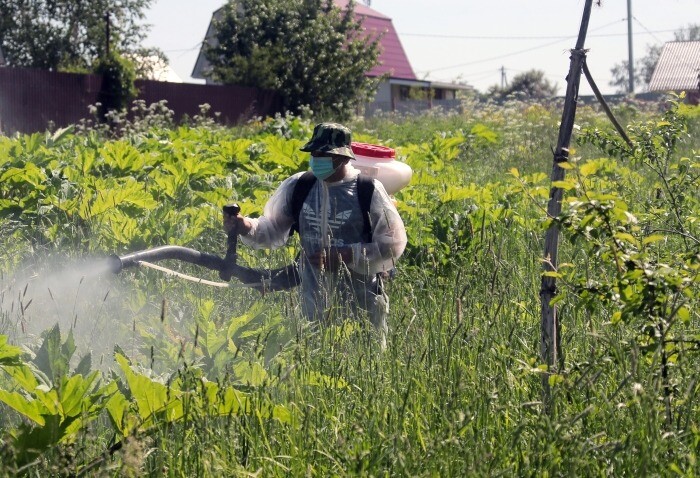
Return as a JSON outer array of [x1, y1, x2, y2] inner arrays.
[[289, 171, 375, 243]]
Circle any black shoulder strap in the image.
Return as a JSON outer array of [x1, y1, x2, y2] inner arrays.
[[356, 175, 375, 243], [290, 171, 317, 236], [290, 171, 375, 241]]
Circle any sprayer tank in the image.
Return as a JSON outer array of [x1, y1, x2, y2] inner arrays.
[[351, 142, 412, 195]]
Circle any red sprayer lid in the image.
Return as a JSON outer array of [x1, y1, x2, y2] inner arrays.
[[351, 142, 395, 160]]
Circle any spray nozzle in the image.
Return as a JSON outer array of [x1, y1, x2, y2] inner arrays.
[[107, 254, 125, 273]]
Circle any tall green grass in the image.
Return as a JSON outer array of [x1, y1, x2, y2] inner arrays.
[[0, 97, 699, 476]]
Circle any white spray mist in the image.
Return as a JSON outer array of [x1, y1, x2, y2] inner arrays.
[[0, 255, 146, 368]]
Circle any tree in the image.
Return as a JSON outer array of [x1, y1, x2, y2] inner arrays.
[[609, 24, 700, 93], [129, 47, 171, 81], [205, 0, 382, 119], [487, 69, 558, 100], [0, 0, 158, 72]]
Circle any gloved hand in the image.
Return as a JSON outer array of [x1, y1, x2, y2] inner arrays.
[[223, 210, 252, 235], [307, 247, 353, 272]]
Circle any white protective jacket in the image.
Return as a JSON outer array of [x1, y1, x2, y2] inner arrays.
[[240, 165, 407, 327]]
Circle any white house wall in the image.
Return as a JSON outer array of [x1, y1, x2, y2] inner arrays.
[[374, 81, 392, 103]]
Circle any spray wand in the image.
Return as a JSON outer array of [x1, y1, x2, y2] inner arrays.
[[109, 204, 300, 291]]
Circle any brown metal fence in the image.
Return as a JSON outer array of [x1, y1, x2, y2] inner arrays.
[[0, 67, 283, 135]]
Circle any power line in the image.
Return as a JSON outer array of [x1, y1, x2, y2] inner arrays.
[[465, 69, 506, 82], [632, 17, 666, 44], [503, 67, 564, 79], [162, 42, 203, 54], [429, 63, 614, 88], [412, 19, 626, 73], [402, 29, 679, 41], [447, 69, 504, 84], [415, 36, 571, 73], [458, 67, 567, 85], [413, 18, 678, 75]]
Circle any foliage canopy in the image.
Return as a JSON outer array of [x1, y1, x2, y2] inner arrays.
[[0, 0, 158, 74], [95, 52, 138, 118], [205, 0, 382, 119], [487, 69, 559, 100]]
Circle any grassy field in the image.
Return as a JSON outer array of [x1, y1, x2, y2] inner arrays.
[[0, 96, 699, 476]]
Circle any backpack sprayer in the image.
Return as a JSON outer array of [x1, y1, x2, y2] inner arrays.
[[108, 143, 411, 290]]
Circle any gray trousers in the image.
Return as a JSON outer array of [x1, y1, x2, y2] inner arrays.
[[300, 267, 388, 348]]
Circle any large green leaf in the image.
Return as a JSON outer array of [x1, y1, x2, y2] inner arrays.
[[0, 390, 46, 425], [1, 363, 39, 392], [79, 177, 158, 219], [115, 353, 183, 425], [105, 386, 133, 435], [0, 163, 47, 189], [33, 324, 72, 384], [0, 335, 22, 366], [100, 141, 147, 174], [57, 372, 99, 418]]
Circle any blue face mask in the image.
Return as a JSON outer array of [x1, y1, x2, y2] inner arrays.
[[309, 156, 337, 180]]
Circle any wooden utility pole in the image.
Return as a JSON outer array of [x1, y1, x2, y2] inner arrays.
[[104, 12, 111, 57], [540, 0, 594, 409], [627, 0, 634, 93]]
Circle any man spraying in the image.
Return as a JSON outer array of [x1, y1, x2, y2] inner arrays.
[[224, 123, 407, 346]]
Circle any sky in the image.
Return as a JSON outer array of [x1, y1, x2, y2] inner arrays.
[[144, 0, 700, 96]]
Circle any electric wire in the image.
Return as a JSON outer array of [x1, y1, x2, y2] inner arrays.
[[416, 37, 572, 73], [633, 17, 667, 45], [413, 18, 663, 74], [401, 28, 680, 41]]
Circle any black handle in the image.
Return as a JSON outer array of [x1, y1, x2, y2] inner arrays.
[[219, 203, 240, 281], [223, 204, 240, 217]]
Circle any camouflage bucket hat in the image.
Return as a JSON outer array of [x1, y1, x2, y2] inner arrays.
[[300, 123, 356, 159]]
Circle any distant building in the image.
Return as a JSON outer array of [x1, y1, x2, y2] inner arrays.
[[648, 40, 700, 104], [137, 55, 184, 83], [191, 0, 471, 115]]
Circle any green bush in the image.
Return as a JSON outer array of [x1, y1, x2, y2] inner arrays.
[[94, 52, 137, 121]]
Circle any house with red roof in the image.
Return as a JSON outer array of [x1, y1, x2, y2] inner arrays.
[[191, 1, 471, 115]]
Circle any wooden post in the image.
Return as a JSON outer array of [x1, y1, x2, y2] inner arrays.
[[626, 0, 634, 93], [540, 0, 594, 408], [104, 12, 111, 57]]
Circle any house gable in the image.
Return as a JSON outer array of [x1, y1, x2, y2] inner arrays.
[[333, 0, 416, 80], [191, 7, 224, 81], [188, 1, 471, 115], [191, 1, 416, 82]]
